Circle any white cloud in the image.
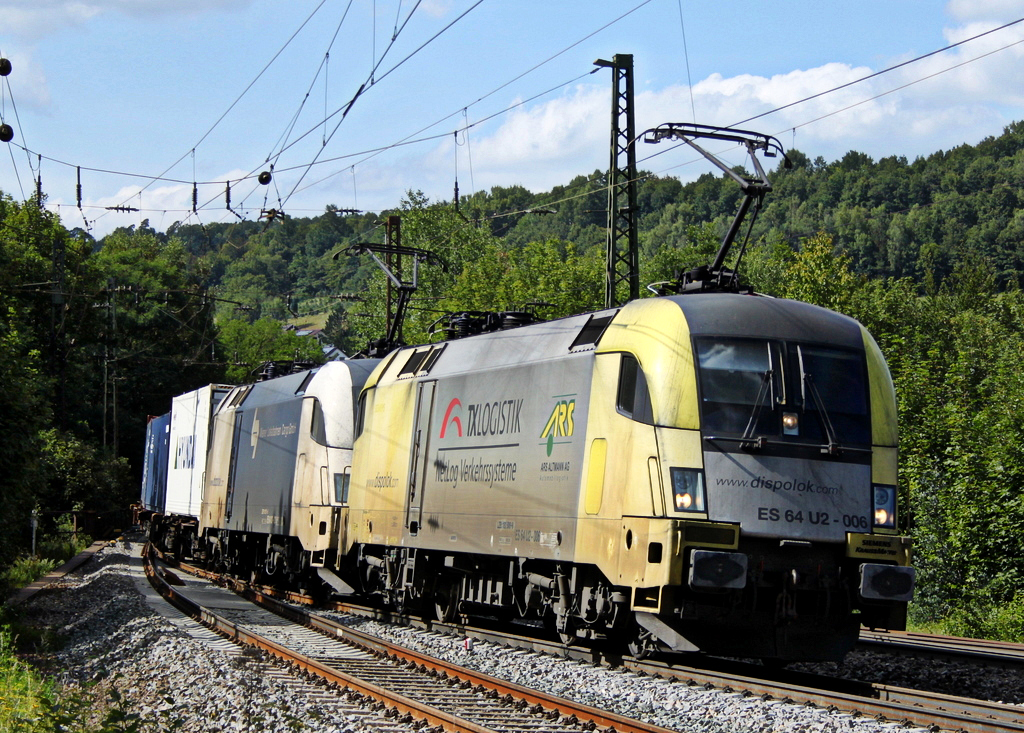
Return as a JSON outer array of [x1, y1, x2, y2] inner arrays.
[[412, 29, 1024, 197], [0, 51, 51, 111], [419, 0, 454, 19], [406, 85, 609, 196], [0, 0, 250, 39], [946, 0, 1024, 22]]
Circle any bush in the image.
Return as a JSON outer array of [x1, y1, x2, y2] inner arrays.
[[0, 626, 54, 732], [0, 557, 58, 600], [36, 514, 93, 564], [0, 514, 91, 600], [939, 595, 1024, 642]]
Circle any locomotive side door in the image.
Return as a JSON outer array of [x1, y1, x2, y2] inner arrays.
[[406, 380, 436, 536], [225, 410, 246, 523]]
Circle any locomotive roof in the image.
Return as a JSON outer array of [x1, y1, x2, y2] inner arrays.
[[373, 294, 865, 387], [665, 293, 865, 350]]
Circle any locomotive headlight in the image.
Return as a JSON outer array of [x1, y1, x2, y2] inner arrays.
[[873, 485, 896, 529], [782, 412, 799, 435], [670, 468, 706, 513]]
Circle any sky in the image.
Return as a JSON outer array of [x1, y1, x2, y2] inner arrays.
[[1, 0, 1024, 237]]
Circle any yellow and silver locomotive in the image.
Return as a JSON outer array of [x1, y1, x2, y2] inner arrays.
[[346, 293, 913, 661], [141, 124, 913, 662]]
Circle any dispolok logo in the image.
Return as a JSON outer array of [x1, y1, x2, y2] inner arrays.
[[539, 397, 575, 456], [440, 398, 463, 438], [250, 409, 260, 459]]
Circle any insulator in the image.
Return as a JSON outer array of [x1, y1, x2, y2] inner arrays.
[[501, 312, 537, 330], [0, 58, 11, 76], [0, 124, 13, 143], [258, 171, 272, 185]]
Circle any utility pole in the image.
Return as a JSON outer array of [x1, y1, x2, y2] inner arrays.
[[595, 54, 639, 309], [384, 216, 402, 344]]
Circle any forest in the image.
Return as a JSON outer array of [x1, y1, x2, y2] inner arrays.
[[4, 120, 1024, 639]]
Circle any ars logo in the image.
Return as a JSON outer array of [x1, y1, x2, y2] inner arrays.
[[539, 397, 575, 456], [440, 398, 463, 438]]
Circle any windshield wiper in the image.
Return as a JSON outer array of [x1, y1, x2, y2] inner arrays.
[[803, 373, 841, 455], [740, 369, 773, 450]]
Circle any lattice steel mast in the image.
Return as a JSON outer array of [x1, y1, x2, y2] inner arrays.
[[595, 54, 639, 309]]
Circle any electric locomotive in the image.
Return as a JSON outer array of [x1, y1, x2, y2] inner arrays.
[[341, 124, 913, 661], [138, 122, 914, 662], [200, 359, 381, 590], [344, 293, 913, 661]]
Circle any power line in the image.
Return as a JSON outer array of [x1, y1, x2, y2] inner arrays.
[[9, 9, 1024, 232], [734, 15, 1024, 128], [105, 0, 334, 216], [635, 15, 1024, 172]]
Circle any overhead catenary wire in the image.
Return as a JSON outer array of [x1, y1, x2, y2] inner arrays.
[[676, 0, 697, 124], [6, 8, 1024, 231], [45, 17, 1024, 229], [0, 0, 696, 221], [276, 0, 657, 196], [279, 0, 477, 208], [103, 0, 335, 218], [483, 27, 1024, 232]]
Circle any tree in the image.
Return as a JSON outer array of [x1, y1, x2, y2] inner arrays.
[[217, 317, 326, 383]]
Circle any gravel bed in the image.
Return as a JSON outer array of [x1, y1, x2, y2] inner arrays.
[[791, 649, 1024, 706], [332, 614, 933, 733], [15, 541, 407, 733], [15, 540, 1019, 732]]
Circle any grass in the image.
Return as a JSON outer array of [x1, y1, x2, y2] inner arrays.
[[0, 557, 58, 599], [285, 312, 329, 331], [0, 626, 53, 732]]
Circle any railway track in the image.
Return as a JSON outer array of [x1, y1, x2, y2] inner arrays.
[[149, 548, 1024, 733], [146, 545, 682, 733], [859, 629, 1024, 669]]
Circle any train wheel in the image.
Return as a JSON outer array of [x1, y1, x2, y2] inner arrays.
[[627, 626, 657, 659], [433, 581, 458, 623]]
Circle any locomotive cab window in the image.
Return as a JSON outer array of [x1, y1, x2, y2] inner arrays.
[[695, 337, 870, 447], [617, 354, 654, 424], [796, 345, 870, 446], [310, 397, 328, 445], [696, 339, 783, 437], [355, 391, 369, 439]]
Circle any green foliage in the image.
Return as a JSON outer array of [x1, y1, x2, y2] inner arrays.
[[37, 514, 94, 564], [38, 431, 132, 513], [0, 514, 92, 599], [0, 557, 58, 599], [940, 594, 1024, 642], [0, 310, 49, 568], [0, 626, 54, 732], [217, 317, 326, 383], [440, 238, 603, 321], [778, 232, 862, 311], [0, 638, 162, 733], [640, 222, 720, 287]]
